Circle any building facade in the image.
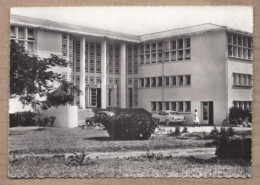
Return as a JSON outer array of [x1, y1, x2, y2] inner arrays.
[[10, 15, 253, 125]]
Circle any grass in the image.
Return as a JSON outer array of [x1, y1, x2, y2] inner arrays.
[[9, 127, 215, 155], [9, 155, 251, 178]]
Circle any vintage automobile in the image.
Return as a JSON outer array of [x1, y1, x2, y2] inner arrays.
[[152, 110, 185, 125]]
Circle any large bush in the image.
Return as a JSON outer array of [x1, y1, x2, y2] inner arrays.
[[9, 111, 37, 127], [229, 106, 252, 125], [215, 135, 251, 161], [95, 108, 158, 140]]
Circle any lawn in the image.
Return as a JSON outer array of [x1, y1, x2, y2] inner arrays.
[[9, 155, 251, 178], [9, 127, 215, 155], [9, 126, 251, 178]]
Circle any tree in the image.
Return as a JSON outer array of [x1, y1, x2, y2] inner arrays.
[[10, 41, 73, 108], [46, 80, 81, 108]]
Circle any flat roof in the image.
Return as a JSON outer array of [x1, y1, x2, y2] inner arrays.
[[10, 14, 252, 43]]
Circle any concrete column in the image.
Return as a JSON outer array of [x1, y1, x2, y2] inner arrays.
[[120, 43, 126, 108], [79, 37, 86, 109], [101, 40, 107, 109]]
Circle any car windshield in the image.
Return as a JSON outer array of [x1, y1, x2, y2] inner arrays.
[[170, 112, 178, 115]]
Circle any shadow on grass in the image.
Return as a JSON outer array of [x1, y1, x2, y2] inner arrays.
[[84, 136, 111, 141]]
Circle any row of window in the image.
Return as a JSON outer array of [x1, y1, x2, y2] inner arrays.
[[233, 101, 252, 110], [139, 38, 191, 64], [10, 26, 36, 54], [151, 101, 191, 112], [139, 75, 191, 88], [107, 44, 121, 75], [127, 45, 138, 75], [233, 73, 252, 87], [228, 33, 253, 60]]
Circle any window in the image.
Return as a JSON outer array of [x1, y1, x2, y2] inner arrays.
[[152, 53, 156, 63], [145, 54, 150, 64], [185, 75, 191, 85], [177, 39, 183, 49], [179, 76, 184, 86], [171, 51, 176, 61], [157, 77, 162, 87], [96, 77, 101, 84], [90, 77, 95, 84], [10, 26, 36, 54], [233, 73, 252, 87], [172, 76, 177, 86], [145, 78, 150, 87], [233, 101, 252, 110], [158, 102, 162, 111], [178, 102, 183, 112], [164, 102, 170, 110], [171, 102, 176, 111], [185, 49, 190, 60], [140, 78, 144, 87], [18, 27, 25, 39], [108, 89, 112, 106], [27, 42, 34, 53], [185, 101, 191, 112], [185, 38, 190, 48], [171, 40, 176, 50], [177, 50, 183, 60], [151, 77, 156, 87], [27, 29, 35, 40], [90, 89, 97, 107], [151, 102, 156, 111], [10, 26, 15, 38], [228, 32, 253, 60], [128, 78, 132, 86], [164, 76, 170, 86]]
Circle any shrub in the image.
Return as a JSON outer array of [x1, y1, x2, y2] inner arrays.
[[210, 126, 219, 136], [174, 126, 181, 136], [229, 106, 252, 125], [95, 108, 158, 140], [215, 136, 251, 161], [36, 116, 56, 127], [182, 126, 188, 133], [9, 111, 37, 127]]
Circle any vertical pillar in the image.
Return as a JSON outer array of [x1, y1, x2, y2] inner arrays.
[[79, 37, 86, 109], [120, 43, 126, 108], [101, 40, 107, 109]]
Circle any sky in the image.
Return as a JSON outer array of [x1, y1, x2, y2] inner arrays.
[[11, 6, 253, 35]]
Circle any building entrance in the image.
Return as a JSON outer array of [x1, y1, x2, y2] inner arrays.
[[90, 88, 101, 108], [201, 101, 214, 125]]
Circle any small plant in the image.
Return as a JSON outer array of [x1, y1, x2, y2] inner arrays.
[[68, 150, 91, 166], [210, 126, 219, 135], [174, 126, 181, 136], [182, 126, 188, 133]]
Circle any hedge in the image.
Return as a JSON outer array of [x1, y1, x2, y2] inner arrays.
[[215, 135, 251, 161], [94, 108, 157, 140]]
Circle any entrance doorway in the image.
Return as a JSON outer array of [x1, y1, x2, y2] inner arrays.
[[201, 101, 214, 125], [128, 88, 133, 108], [90, 88, 101, 108]]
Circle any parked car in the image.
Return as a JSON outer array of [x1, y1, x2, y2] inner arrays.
[[152, 110, 185, 125]]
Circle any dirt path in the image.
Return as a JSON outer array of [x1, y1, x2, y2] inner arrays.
[[11, 147, 216, 159]]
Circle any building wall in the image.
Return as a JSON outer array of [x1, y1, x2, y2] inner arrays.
[[138, 30, 227, 125]]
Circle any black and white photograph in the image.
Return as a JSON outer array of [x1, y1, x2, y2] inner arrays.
[[9, 6, 253, 178]]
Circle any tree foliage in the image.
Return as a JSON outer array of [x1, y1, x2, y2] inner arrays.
[[46, 80, 81, 107], [10, 41, 73, 107]]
